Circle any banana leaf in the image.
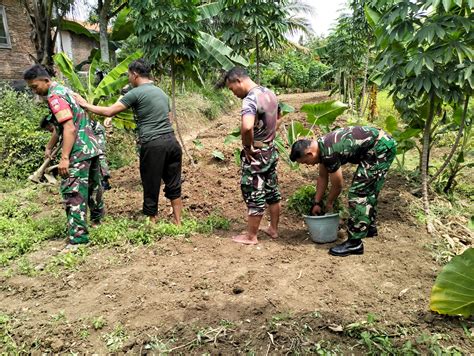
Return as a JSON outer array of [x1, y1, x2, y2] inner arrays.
[[197, 1, 223, 21], [53, 52, 86, 96], [301, 100, 349, 126], [88, 51, 101, 98], [59, 19, 99, 41], [110, 7, 134, 41], [198, 32, 248, 70], [94, 51, 142, 98], [430, 248, 474, 318]]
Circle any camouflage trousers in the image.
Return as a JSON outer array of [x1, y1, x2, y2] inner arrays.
[[347, 134, 396, 240], [60, 156, 104, 244], [93, 123, 110, 179], [241, 145, 281, 216]]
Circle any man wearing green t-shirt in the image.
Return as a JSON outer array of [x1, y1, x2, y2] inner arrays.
[[74, 59, 183, 225]]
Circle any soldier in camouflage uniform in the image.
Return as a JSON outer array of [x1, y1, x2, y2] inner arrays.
[[290, 126, 396, 256], [222, 67, 282, 245], [91, 120, 111, 190], [25, 65, 104, 246]]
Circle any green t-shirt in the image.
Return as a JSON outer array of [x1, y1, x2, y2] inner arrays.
[[119, 83, 173, 143]]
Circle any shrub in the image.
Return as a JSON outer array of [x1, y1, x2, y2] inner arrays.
[[287, 184, 343, 216], [0, 86, 49, 179]]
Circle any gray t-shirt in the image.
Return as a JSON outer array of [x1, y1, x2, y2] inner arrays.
[[241, 86, 279, 143], [120, 83, 173, 143]]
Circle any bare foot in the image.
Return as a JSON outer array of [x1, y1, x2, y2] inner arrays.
[[231, 234, 258, 245], [260, 226, 278, 239]]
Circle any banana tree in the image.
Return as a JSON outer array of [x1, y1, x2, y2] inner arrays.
[[53, 50, 142, 129]]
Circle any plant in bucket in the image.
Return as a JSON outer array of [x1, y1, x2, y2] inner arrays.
[[287, 185, 344, 243]]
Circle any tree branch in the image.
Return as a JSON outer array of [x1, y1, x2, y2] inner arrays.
[[429, 95, 469, 185]]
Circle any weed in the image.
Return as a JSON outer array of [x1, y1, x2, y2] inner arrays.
[[90, 214, 230, 247], [45, 246, 88, 276], [16, 257, 37, 277], [0, 313, 25, 353], [103, 324, 127, 352], [92, 316, 107, 330], [50, 310, 66, 323]]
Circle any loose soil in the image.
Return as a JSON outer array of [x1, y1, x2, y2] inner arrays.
[[0, 92, 472, 354]]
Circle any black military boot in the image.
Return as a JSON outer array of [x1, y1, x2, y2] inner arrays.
[[366, 225, 378, 238], [329, 239, 364, 257]]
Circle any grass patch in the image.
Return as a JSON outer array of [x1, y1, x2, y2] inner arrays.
[[0, 313, 25, 354], [103, 324, 128, 352], [90, 213, 230, 246], [0, 194, 64, 266]]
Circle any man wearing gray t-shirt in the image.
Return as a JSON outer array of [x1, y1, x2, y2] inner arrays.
[[222, 67, 282, 245], [74, 59, 183, 225]]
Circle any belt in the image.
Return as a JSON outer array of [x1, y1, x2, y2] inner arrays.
[[253, 140, 273, 149]]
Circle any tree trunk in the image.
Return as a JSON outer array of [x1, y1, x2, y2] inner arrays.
[[98, 0, 111, 63], [171, 61, 194, 165], [359, 47, 370, 115], [421, 92, 436, 233], [368, 84, 378, 121], [255, 34, 260, 84], [429, 95, 469, 185]]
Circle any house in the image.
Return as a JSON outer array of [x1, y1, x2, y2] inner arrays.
[[0, 0, 100, 82], [0, 0, 36, 81]]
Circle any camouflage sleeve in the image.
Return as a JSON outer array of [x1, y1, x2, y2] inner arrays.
[[48, 94, 73, 123], [321, 155, 341, 173], [241, 91, 257, 117]]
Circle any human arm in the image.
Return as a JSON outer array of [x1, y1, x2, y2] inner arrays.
[[74, 93, 128, 117], [241, 114, 257, 160], [276, 107, 283, 131], [325, 168, 343, 212], [45, 128, 59, 159], [311, 164, 329, 215], [58, 119, 76, 178]]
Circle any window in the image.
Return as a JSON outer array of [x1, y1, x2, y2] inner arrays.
[[0, 5, 11, 48]]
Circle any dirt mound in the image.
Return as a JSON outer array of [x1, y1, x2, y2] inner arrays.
[[0, 92, 472, 354]]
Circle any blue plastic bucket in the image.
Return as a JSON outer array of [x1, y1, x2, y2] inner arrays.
[[303, 213, 340, 243]]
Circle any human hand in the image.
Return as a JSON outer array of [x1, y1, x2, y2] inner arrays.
[[45, 148, 53, 160], [243, 146, 258, 162], [58, 157, 70, 178], [104, 117, 113, 128], [325, 203, 334, 213], [311, 204, 323, 216], [73, 93, 88, 108]]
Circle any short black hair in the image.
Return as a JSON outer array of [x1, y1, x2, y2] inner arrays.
[[128, 58, 152, 78], [290, 139, 313, 162], [40, 114, 54, 130], [224, 67, 248, 83], [23, 64, 51, 81], [215, 66, 249, 89]]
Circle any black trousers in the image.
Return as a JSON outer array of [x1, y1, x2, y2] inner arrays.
[[139, 133, 182, 216]]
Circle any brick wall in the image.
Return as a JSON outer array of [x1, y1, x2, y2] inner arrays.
[[0, 0, 35, 80], [71, 33, 98, 71]]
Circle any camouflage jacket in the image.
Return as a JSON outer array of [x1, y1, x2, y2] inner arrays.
[[318, 126, 380, 173], [47, 82, 100, 163]]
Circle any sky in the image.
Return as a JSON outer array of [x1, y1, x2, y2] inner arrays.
[[309, 0, 349, 36], [72, 0, 348, 38]]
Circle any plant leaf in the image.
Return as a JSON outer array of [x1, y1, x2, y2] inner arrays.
[[212, 150, 225, 161], [301, 100, 349, 126], [53, 52, 86, 96], [430, 248, 474, 318]]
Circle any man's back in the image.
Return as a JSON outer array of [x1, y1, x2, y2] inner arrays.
[[242, 86, 279, 144], [318, 126, 380, 173], [120, 83, 173, 143]]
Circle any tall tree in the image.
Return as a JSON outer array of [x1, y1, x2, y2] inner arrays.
[[21, 0, 75, 71], [217, 0, 313, 83], [366, 0, 473, 231]]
